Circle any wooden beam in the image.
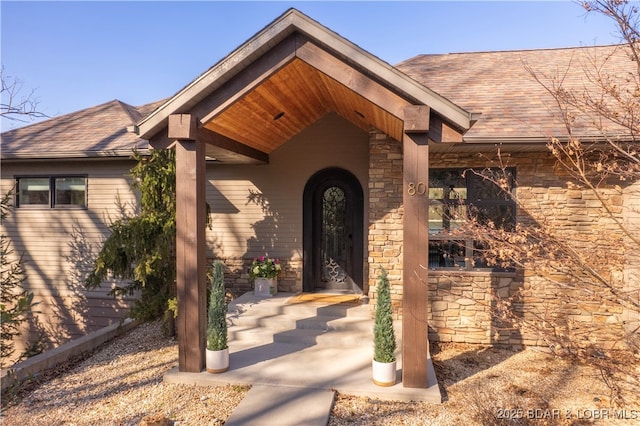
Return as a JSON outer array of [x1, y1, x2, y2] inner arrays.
[[428, 112, 463, 143], [295, 36, 412, 119], [196, 127, 269, 164], [149, 123, 269, 164], [168, 114, 198, 140], [404, 105, 430, 134], [172, 114, 207, 373], [402, 128, 430, 388]]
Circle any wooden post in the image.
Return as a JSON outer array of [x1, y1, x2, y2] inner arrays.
[[171, 114, 207, 372], [402, 106, 430, 388]]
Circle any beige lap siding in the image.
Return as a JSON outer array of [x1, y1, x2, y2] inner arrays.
[[0, 159, 138, 359], [206, 113, 370, 294]]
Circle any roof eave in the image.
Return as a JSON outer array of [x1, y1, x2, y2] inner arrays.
[[1, 149, 149, 161], [463, 136, 552, 144], [463, 134, 639, 144]]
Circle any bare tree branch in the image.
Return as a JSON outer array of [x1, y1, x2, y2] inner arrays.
[[1, 66, 47, 122]]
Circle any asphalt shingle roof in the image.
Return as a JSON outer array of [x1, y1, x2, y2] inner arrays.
[[396, 44, 636, 140], [2, 43, 635, 159], [1, 99, 162, 159]]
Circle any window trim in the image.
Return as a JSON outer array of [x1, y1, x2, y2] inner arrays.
[[15, 175, 88, 209]]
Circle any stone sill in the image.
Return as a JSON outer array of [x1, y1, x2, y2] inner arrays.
[[428, 269, 518, 278]]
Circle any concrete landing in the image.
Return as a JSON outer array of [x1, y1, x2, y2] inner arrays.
[[164, 340, 440, 402], [164, 292, 441, 424], [165, 292, 441, 403]]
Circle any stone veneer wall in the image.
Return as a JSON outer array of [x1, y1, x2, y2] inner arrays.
[[623, 180, 640, 339], [367, 130, 404, 316], [367, 142, 635, 348], [428, 271, 522, 345], [211, 257, 302, 297], [431, 151, 633, 348]]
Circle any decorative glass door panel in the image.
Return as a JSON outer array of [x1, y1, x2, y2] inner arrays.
[[303, 167, 363, 294], [321, 187, 349, 288]]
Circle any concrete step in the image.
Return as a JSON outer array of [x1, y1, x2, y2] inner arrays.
[[273, 327, 373, 346], [227, 325, 374, 347], [228, 293, 372, 319], [228, 318, 378, 346], [228, 303, 372, 320], [229, 313, 374, 333], [225, 292, 386, 348], [228, 325, 276, 344]]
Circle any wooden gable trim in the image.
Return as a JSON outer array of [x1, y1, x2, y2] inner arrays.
[[194, 35, 297, 126], [295, 36, 412, 120], [137, 9, 471, 140], [287, 11, 471, 130], [137, 12, 300, 139]]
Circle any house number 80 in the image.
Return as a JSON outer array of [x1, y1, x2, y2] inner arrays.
[[407, 182, 427, 196]]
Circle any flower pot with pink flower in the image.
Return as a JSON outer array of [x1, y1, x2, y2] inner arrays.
[[250, 255, 281, 297]]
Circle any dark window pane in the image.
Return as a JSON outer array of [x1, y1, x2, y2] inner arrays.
[[473, 241, 515, 272], [472, 204, 516, 231], [54, 177, 86, 207], [428, 240, 466, 269], [18, 178, 50, 206], [429, 169, 467, 200], [428, 167, 516, 270], [468, 169, 515, 201]]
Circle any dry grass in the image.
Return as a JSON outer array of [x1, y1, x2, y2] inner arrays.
[[2, 322, 638, 425], [331, 344, 640, 425]]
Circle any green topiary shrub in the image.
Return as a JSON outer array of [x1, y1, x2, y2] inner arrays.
[[373, 268, 396, 363], [207, 261, 228, 351]]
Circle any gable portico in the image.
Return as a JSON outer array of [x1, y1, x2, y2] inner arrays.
[[136, 9, 471, 388]]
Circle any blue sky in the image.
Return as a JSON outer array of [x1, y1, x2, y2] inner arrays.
[[0, 1, 622, 131]]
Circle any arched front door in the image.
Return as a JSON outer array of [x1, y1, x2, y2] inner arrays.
[[303, 168, 363, 293]]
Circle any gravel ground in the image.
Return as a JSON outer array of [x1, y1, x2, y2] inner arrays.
[[2, 320, 638, 425], [1, 322, 247, 425]]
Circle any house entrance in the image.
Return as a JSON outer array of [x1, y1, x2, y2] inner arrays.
[[303, 168, 363, 293]]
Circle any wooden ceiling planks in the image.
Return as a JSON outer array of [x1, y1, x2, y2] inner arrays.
[[203, 58, 405, 154]]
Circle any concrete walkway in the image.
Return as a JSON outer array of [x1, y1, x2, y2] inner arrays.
[[225, 385, 335, 426], [164, 292, 441, 425]]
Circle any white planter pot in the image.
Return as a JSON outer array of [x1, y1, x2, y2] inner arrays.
[[254, 277, 277, 297], [206, 348, 229, 374], [372, 359, 397, 386]]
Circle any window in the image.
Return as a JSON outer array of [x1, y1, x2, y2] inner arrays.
[[16, 176, 87, 208], [428, 168, 515, 270]]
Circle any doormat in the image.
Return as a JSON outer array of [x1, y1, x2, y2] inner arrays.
[[286, 293, 362, 306]]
